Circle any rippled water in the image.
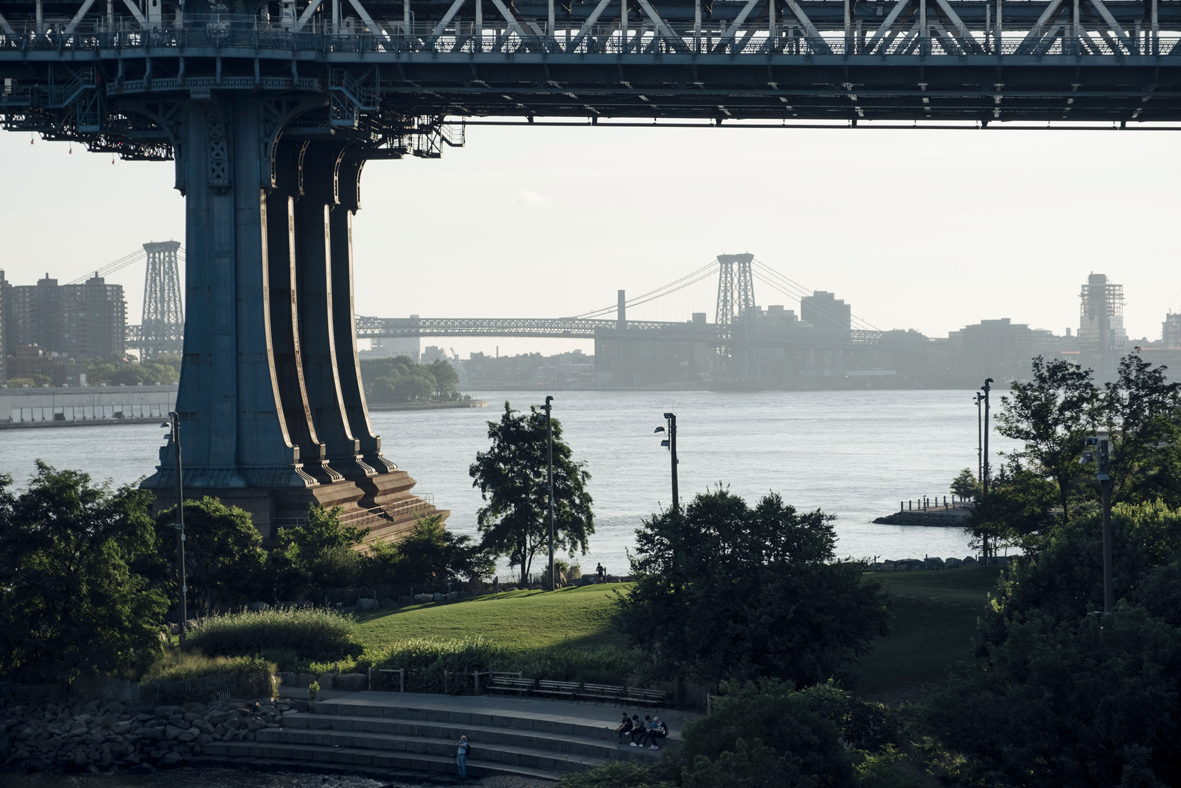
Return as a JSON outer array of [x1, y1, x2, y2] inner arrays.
[[0, 389, 1015, 569]]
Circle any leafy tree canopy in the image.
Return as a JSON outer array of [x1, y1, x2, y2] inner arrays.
[[923, 501, 1181, 787], [616, 487, 888, 686], [949, 468, 980, 502], [151, 497, 266, 616], [368, 513, 494, 589], [0, 463, 168, 683], [470, 402, 594, 580]]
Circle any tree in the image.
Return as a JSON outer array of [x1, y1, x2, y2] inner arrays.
[[267, 504, 369, 598], [922, 501, 1181, 787], [616, 487, 889, 686], [949, 468, 980, 501], [997, 356, 1099, 527], [470, 402, 594, 580], [1101, 352, 1181, 506], [969, 461, 1058, 554], [0, 464, 168, 683], [429, 359, 460, 399], [368, 514, 494, 590], [152, 497, 266, 616]]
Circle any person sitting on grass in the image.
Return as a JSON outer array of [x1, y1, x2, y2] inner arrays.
[[631, 715, 652, 747], [614, 712, 633, 744], [647, 718, 668, 750]]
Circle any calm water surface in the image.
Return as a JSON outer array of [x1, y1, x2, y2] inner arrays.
[[0, 390, 1016, 569]]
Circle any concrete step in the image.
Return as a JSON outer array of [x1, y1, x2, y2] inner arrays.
[[259, 725, 653, 772], [280, 711, 663, 761], [204, 740, 565, 781]]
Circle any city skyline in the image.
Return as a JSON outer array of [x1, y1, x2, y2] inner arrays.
[[2, 126, 1178, 358]]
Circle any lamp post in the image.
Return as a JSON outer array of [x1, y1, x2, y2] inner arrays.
[[654, 412, 679, 512], [543, 396, 555, 592], [981, 378, 993, 564], [1083, 431, 1114, 613], [169, 411, 188, 646], [974, 392, 983, 484]]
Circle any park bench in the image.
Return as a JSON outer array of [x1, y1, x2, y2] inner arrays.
[[577, 682, 625, 703], [487, 673, 535, 695], [625, 687, 667, 707], [534, 679, 580, 699]]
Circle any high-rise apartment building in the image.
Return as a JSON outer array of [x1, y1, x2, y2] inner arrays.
[[0, 270, 6, 384], [1079, 273, 1128, 377], [61, 275, 126, 359], [2, 273, 126, 363]]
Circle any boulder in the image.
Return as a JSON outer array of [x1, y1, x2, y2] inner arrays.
[[296, 673, 318, 688], [926, 557, 946, 569], [316, 672, 337, 689], [446, 591, 459, 600], [945, 557, 963, 568], [276, 671, 296, 687], [398, 595, 412, 606], [379, 597, 395, 608], [334, 673, 367, 692], [963, 556, 978, 565], [432, 592, 444, 602], [356, 598, 378, 611]]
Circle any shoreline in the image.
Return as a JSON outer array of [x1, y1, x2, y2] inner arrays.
[[368, 399, 488, 411]]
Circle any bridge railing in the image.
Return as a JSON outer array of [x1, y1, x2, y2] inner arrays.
[[2, 14, 1178, 59]]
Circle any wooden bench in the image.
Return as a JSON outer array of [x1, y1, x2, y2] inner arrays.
[[487, 674, 535, 695], [577, 683, 625, 703], [534, 679, 580, 699], [625, 687, 667, 707]]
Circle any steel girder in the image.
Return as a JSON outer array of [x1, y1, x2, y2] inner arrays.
[[1, 1, 1181, 128]]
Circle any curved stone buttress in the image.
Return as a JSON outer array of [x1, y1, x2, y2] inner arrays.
[[142, 96, 445, 543]]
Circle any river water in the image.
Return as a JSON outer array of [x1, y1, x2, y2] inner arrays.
[[0, 389, 1015, 568]]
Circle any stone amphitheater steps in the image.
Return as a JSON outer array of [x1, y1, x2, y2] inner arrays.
[[201, 740, 565, 781], [205, 694, 680, 782]]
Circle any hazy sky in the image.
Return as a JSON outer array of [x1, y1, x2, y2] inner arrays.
[[2, 124, 1177, 358]]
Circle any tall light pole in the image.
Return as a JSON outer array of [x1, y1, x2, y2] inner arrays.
[[654, 412, 679, 512], [543, 396, 555, 592], [981, 378, 993, 564], [975, 393, 983, 484], [1084, 432, 1114, 613], [170, 411, 188, 646]]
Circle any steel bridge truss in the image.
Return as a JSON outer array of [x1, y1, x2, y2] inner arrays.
[[3, 0, 1181, 126]]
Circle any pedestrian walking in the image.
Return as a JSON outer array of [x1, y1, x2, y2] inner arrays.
[[455, 735, 470, 779]]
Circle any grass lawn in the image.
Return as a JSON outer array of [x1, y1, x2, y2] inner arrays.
[[846, 565, 1004, 702], [350, 568, 1003, 702], [355, 583, 631, 653]]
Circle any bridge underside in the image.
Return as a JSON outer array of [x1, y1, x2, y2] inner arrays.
[[1, 0, 1178, 528]]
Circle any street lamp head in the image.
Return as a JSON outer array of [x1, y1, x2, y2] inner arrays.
[[545, 395, 554, 405], [653, 426, 665, 433], [663, 412, 674, 419]]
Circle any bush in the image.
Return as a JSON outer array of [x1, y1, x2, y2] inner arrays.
[[358, 640, 648, 694], [143, 651, 275, 683], [556, 761, 674, 788], [186, 607, 363, 661]]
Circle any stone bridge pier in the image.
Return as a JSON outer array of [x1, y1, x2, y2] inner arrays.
[[142, 94, 443, 543]]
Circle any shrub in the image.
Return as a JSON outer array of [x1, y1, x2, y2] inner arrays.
[[556, 761, 674, 788], [186, 607, 363, 661], [358, 640, 647, 693], [142, 651, 275, 683]]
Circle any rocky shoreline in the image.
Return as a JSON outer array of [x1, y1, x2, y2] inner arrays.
[[0, 696, 294, 774]]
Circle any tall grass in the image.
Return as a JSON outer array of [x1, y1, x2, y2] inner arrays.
[[142, 651, 275, 683], [187, 608, 363, 661]]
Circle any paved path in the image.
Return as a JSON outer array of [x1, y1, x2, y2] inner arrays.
[[278, 687, 700, 740]]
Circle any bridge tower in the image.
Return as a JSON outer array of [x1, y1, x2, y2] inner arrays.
[[140, 241, 185, 360], [715, 254, 759, 382]]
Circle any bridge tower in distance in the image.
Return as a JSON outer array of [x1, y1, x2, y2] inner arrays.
[[715, 254, 759, 382], [140, 241, 184, 360]]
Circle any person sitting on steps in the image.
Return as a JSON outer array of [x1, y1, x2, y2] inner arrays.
[[631, 715, 652, 747], [648, 717, 668, 750], [614, 712, 633, 744]]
